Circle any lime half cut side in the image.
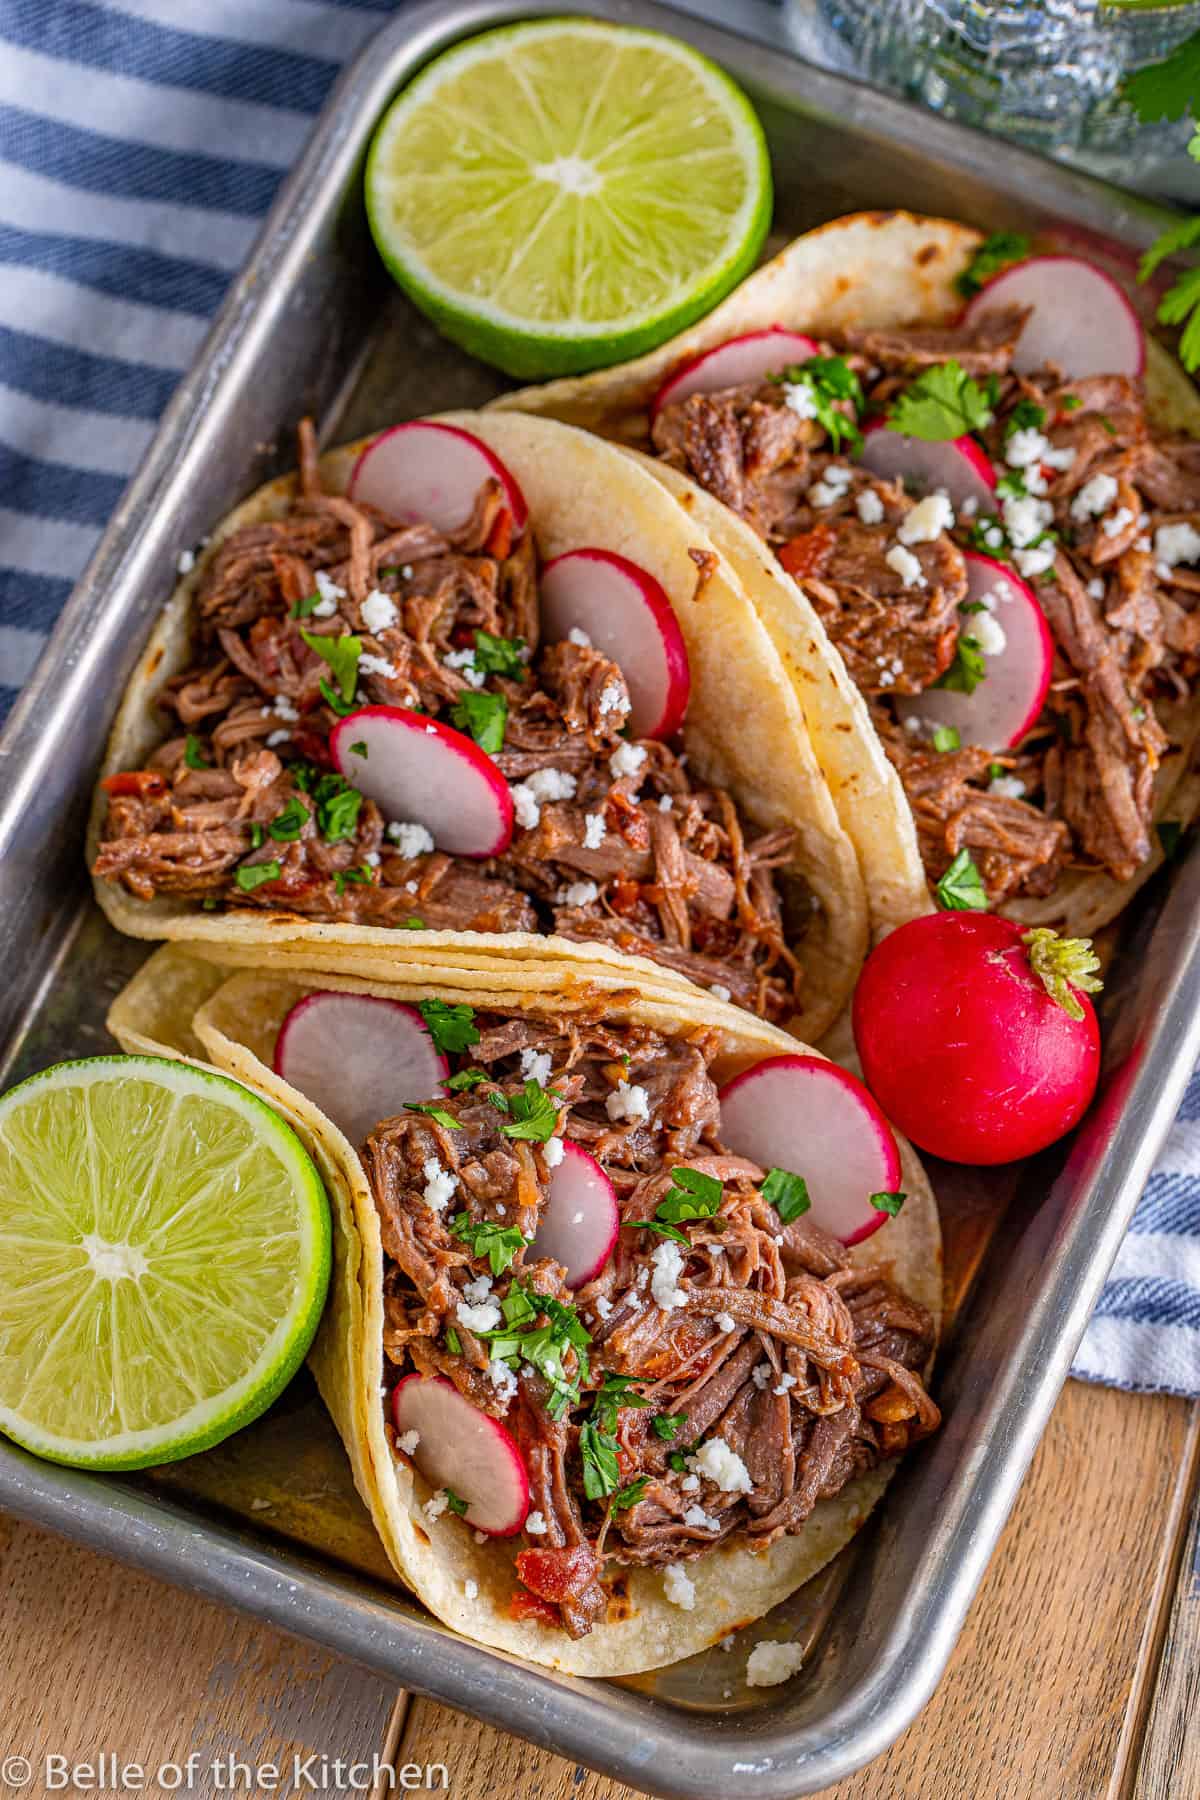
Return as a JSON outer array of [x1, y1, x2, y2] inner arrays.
[[0, 1056, 331, 1470], [365, 19, 772, 378]]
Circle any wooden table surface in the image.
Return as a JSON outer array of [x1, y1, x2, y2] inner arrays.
[[2, 1376, 1198, 1800]]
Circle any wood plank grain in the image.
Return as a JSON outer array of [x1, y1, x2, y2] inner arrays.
[[1126, 1411, 1200, 1800], [0, 1521, 401, 1798], [392, 1381, 1193, 1800]]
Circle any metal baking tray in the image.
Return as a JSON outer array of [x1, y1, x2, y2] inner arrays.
[[3, 3, 1200, 1793]]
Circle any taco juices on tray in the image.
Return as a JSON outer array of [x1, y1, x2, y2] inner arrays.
[[108, 946, 940, 1675], [497, 212, 1200, 938], [89, 411, 866, 1039]]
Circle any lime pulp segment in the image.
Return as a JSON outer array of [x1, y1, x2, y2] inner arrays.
[[0, 1056, 330, 1469], [365, 20, 772, 377]]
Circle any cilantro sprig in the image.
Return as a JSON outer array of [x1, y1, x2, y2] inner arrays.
[[773, 355, 864, 454], [870, 1191, 907, 1217], [472, 630, 526, 680], [300, 629, 361, 705], [498, 1080, 562, 1144], [761, 1167, 810, 1223], [451, 689, 507, 754], [887, 361, 994, 442], [627, 1166, 724, 1242], [954, 231, 1031, 299], [481, 1283, 591, 1419], [1126, 39, 1200, 371], [417, 999, 480, 1056], [449, 1212, 526, 1276], [935, 849, 988, 912], [933, 633, 987, 696]]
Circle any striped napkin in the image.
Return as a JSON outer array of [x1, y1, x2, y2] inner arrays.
[[3, 0, 1197, 1393]]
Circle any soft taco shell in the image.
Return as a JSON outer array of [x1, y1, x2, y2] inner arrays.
[[495, 211, 1200, 939], [107, 944, 941, 1677], [89, 413, 867, 1042]]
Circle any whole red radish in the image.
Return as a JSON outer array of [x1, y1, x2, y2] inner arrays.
[[852, 913, 1102, 1165]]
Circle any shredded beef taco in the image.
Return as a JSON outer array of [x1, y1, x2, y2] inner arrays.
[[496, 212, 1200, 938], [89, 411, 867, 1041], [108, 944, 940, 1676]]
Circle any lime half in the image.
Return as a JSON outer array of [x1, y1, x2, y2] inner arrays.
[[0, 1056, 330, 1470], [366, 19, 772, 378]]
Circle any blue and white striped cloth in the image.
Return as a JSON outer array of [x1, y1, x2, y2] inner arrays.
[[4, 0, 1199, 1394]]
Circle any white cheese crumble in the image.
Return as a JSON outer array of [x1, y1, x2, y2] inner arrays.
[[1070, 473, 1118, 522], [961, 495, 979, 518], [487, 1358, 518, 1404], [694, 1437, 753, 1494], [1042, 443, 1077, 472], [271, 695, 300, 723], [583, 810, 607, 849], [559, 880, 599, 909], [462, 1273, 494, 1306], [464, 1579, 479, 1601], [1004, 427, 1049, 469], [520, 1046, 553, 1086], [598, 683, 625, 717], [444, 646, 484, 689], [657, 793, 673, 812], [314, 568, 345, 610], [650, 1239, 687, 1310], [855, 487, 885, 525], [606, 1080, 650, 1123], [386, 819, 435, 859], [773, 1373, 797, 1396], [425, 1489, 450, 1523], [710, 984, 732, 1003], [752, 1362, 772, 1391], [897, 492, 954, 544], [524, 1509, 548, 1535], [396, 1429, 420, 1456], [176, 547, 195, 575], [363, 850, 381, 869], [1155, 521, 1200, 568], [1101, 506, 1135, 539], [973, 612, 1008, 657], [682, 1503, 720, 1532], [543, 1135, 565, 1169], [361, 588, 398, 634], [1002, 492, 1053, 548], [567, 626, 592, 646], [511, 766, 578, 829], [1088, 577, 1106, 599], [457, 1295, 501, 1334], [358, 650, 397, 680], [989, 774, 1027, 799], [808, 464, 853, 509], [680, 1473, 701, 1493], [1013, 544, 1055, 580], [663, 1564, 697, 1611], [421, 1158, 458, 1213], [594, 1295, 613, 1320], [782, 380, 819, 420], [265, 729, 291, 748], [715, 1311, 737, 1334], [609, 740, 648, 781], [746, 1641, 806, 1687], [885, 544, 925, 588]]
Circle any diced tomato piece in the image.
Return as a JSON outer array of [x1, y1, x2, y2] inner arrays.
[[291, 730, 332, 767], [515, 1543, 599, 1604], [509, 1590, 561, 1627], [778, 526, 835, 580], [100, 770, 167, 799], [609, 878, 642, 916]]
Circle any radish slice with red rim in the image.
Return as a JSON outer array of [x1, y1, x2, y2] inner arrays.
[[348, 421, 528, 541], [528, 1140, 619, 1288], [902, 552, 1053, 752], [650, 328, 819, 420], [859, 418, 996, 513], [392, 1375, 529, 1537], [718, 1054, 902, 1246], [331, 706, 513, 858], [962, 256, 1145, 380], [540, 549, 691, 739], [275, 991, 447, 1147]]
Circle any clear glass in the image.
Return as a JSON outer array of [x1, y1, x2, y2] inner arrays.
[[795, 0, 1200, 176]]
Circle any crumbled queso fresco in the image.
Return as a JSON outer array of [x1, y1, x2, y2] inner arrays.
[[421, 1158, 457, 1212], [386, 819, 435, 859], [606, 1080, 649, 1123], [693, 1437, 753, 1494], [897, 491, 954, 545], [746, 1641, 806, 1687], [361, 588, 398, 634], [663, 1563, 697, 1611], [650, 1238, 687, 1310], [885, 544, 924, 589]]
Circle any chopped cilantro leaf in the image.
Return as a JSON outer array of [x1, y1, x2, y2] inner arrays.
[[667, 1449, 690, 1474], [870, 1190, 907, 1216], [1060, 394, 1082, 411], [417, 998, 480, 1055], [1004, 398, 1046, 439], [444, 1488, 469, 1517], [349, 739, 367, 758], [333, 864, 372, 896], [773, 355, 864, 454], [290, 592, 324, 619], [300, 628, 361, 704], [933, 634, 987, 695], [932, 725, 961, 753], [404, 1101, 461, 1129], [995, 470, 1027, 502], [248, 822, 264, 849], [267, 796, 309, 841], [761, 1167, 810, 1223], [449, 1212, 525, 1276], [651, 1413, 687, 1441], [592, 1373, 649, 1434], [447, 1068, 489, 1092], [579, 1421, 621, 1500], [472, 630, 526, 680], [625, 1217, 691, 1245], [445, 1327, 462, 1355], [610, 1477, 650, 1513], [657, 1166, 723, 1224], [936, 848, 988, 911], [184, 734, 210, 770], [318, 677, 358, 717], [234, 860, 281, 893], [308, 773, 362, 843], [399, 917, 426, 929], [500, 1079, 562, 1143], [451, 688, 507, 754], [954, 231, 1031, 298], [887, 360, 994, 441]]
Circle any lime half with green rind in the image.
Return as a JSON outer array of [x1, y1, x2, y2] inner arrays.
[[0, 1055, 330, 1470], [365, 18, 773, 379]]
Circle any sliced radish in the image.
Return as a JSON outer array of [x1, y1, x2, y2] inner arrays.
[[331, 706, 513, 859], [392, 1374, 529, 1537], [903, 552, 1053, 751], [275, 991, 447, 1147], [540, 549, 690, 739], [859, 418, 996, 513], [348, 422, 528, 541], [650, 328, 819, 420], [719, 1054, 902, 1246], [962, 256, 1145, 380], [528, 1140, 619, 1287]]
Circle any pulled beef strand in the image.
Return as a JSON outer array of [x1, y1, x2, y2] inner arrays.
[[371, 1011, 939, 1636]]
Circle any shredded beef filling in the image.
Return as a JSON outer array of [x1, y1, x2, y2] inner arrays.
[[370, 1010, 939, 1637], [93, 421, 806, 1020], [651, 313, 1200, 903]]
